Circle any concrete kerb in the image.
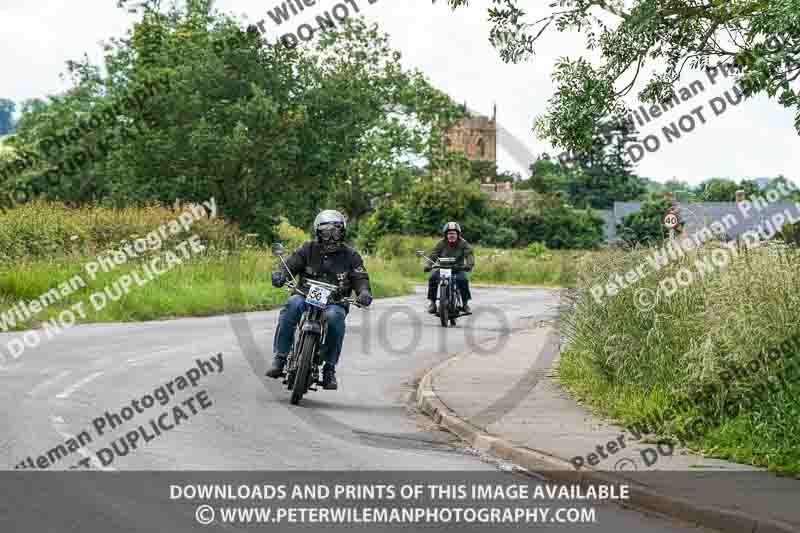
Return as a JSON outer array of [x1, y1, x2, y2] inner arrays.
[[414, 332, 797, 533]]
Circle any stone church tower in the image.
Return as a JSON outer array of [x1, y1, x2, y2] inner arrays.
[[443, 104, 497, 165]]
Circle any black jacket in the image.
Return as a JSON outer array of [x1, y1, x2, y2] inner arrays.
[[430, 237, 475, 271], [279, 240, 371, 301]]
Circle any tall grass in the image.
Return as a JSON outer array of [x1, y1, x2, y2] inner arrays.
[[0, 203, 412, 330], [374, 234, 585, 287], [0, 251, 412, 330], [0, 199, 240, 262], [559, 240, 800, 474]]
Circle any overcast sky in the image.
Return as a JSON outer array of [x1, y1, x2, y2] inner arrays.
[[1, 0, 798, 185]]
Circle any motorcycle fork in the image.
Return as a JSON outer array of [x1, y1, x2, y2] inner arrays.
[[310, 307, 328, 384], [439, 279, 450, 303], [288, 306, 328, 377], [287, 311, 310, 372], [319, 309, 328, 349], [440, 279, 460, 312]]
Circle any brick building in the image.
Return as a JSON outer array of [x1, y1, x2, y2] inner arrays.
[[442, 105, 497, 165]]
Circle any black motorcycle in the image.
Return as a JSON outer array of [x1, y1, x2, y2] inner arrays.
[[417, 250, 470, 328], [271, 243, 364, 405]]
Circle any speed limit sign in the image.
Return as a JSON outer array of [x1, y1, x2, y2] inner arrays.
[[663, 212, 679, 229]]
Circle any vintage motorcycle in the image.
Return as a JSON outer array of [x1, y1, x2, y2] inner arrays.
[[416, 250, 470, 328], [271, 243, 364, 405]]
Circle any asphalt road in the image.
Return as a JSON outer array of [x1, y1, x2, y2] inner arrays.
[[0, 287, 712, 532]]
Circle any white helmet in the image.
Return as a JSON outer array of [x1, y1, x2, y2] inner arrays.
[[313, 210, 347, 243], [442, 221, 461, 236]]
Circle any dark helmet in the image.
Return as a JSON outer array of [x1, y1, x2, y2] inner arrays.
[[313, 210, 347, 243], [442, 221, 461, 236]]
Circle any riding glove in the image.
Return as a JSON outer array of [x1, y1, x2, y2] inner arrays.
[[271, 270, 286, 288], [423, 265, 432, 273], [357, 290, 373, 307]]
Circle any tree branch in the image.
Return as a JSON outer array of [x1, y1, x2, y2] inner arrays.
[[615, 56, 643, 97]]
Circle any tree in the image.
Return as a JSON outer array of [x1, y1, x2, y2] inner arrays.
[[496, 169, 520, 183], [6, 0, 461, 240], [437, 0, 800, 155], [518, 153, 574, 192], [568, 117, 646, 209], [468, 160, 498, 183], [664, 178, 692, 193], [510, 201, 605, 249], [356, 198, 409, 252], [0, 99, 15, 135], [697, 178, 759, 201], [617, 195, 673, 246], [524, 118, 645, 208], [531, 153, 573, 178], [404, 172, 489, 237], [766, 175, 800, 201]]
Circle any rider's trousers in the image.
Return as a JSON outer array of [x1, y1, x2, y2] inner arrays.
[[427, 270, 471, 303], [273, 294, 347, 368]]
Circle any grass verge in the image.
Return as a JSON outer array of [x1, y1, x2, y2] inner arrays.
[[0, 204, 578, 332], [0, 251, 411, 330], [0, 203, 412, 331], [558, 241, 800, 475], [374, 234, 587, 287]]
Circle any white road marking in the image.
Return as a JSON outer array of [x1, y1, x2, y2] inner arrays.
[[51, 416, 115, 472], [55, 371, 104, 400], [127, 345, 189, 365], [28, 371, 72, 397]]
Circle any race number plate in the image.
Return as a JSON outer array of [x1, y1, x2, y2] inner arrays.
[[305, 282, 332, 308], [440, 268, 452, 280]]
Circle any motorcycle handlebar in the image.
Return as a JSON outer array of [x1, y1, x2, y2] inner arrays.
[[281, 280, 365, 308], [427, 264, 468, 272], [419, 254, 468, 272]]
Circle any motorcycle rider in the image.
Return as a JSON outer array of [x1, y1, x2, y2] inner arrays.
[[266, 210, 373, 390], [425, 221, 475, 315]]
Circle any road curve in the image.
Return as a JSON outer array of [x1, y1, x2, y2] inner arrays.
[[0, 287, 711, 532]]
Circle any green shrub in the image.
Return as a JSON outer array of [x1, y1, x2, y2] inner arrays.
[[510, 203, 604, 249], [480, 226, 518, 248], [463, 214, 497, 244], [404, 177, 488, 236], [275, 217, 309, 251], [777, 220, 800, 247], [616, 195, 673, 246], [357, 200, 408, 252], [524, 242, 549, 258]]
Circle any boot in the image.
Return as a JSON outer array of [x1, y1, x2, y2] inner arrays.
[[322, 365, 338, 390], [266, 354, 287, 378]]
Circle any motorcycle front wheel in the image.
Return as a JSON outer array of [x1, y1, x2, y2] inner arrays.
[[439, 283, 449, 328], [450, 285, 460, 326], [290, 333, 317, 405]]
